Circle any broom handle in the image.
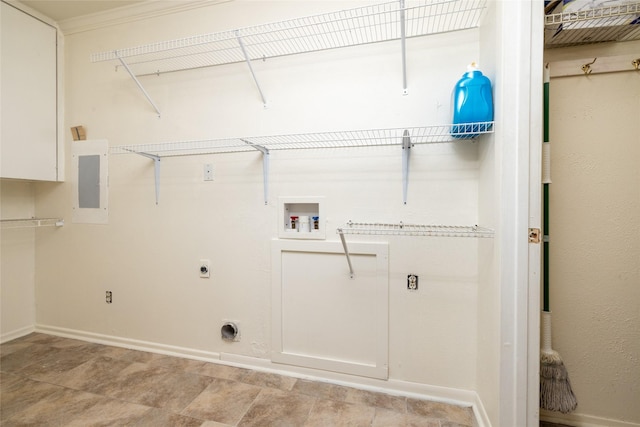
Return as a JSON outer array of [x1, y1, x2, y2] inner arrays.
[[543, 64, 551, 313]]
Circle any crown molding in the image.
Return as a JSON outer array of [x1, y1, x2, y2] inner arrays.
[[58, 0, 231, 35], [1, 0, 60, 28]]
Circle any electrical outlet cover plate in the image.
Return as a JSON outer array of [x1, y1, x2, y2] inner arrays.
[[407, 274, 418, 290], [204, 164, 214, 181]]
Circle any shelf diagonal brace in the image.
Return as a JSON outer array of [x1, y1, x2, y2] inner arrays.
[[125, 149, 161, 204], [115, 54, 162, 118], [399, 0, 408, 95], [401, 129, 412, 204], [241, 139, 270, 205], [235, 31, 268, 108], [337, 228, 355, 278]]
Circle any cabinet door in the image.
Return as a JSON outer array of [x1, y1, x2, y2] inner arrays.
[[1, 3, 58, 181], [272, 240, 389, 379]]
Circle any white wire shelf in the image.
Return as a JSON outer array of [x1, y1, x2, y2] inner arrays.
[[91, 0, 487, 76], [545, 2, 640, 47], [336, 220, 493, 277], [110, 123, 493, 206], [90, 0, 488, 113], [109, 123, 494, 157], [1, 218, 64, 229], [337, 221, 494, 238]]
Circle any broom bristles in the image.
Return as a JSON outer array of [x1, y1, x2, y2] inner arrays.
[[540, 352, 578, 413]]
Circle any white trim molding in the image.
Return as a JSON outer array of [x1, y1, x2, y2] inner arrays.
[[541, 410, 640, 427], [58, 0, 231, 35]]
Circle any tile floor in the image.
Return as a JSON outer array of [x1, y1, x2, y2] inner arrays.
[[1, 333, 476, 426]]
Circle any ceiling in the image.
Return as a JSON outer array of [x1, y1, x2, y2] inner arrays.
[[19, 0, 145, 22]]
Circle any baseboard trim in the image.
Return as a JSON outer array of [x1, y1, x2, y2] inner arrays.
[[1, 325, 35, 344], [35, 324, 221, 363], [223, 351, 481, 410], [33, 325, 490, 426], [541, 410, 640, 427], [473, 392, 492, 427]]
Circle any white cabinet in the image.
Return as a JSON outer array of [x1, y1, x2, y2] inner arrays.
[[1, 2, 58, 181]]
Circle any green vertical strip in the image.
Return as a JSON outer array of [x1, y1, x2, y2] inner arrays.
[[543, 66, 550, 312], [544, 184, 550, 312], [544, 80, 550, 143]]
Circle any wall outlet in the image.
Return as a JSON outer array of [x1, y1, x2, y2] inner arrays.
[[199, 259, 210, 278], [203, 164, 214, 181], [106, 291, 113, 303], [407, 274, 418, 291]]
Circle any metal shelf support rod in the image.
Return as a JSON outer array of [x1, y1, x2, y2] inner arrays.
[[242, 139, 270, 205], [402, 129, 411, 204], [128, 150, 161, 204], [337, 228, 355, 278], [399, 0, 408, 95], [236, 31, 267, 108], [116, 55, 162, 117]]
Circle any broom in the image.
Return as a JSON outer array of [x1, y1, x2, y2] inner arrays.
[[540, 63, 577, 414]]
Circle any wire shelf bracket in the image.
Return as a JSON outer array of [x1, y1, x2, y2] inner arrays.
[[116, 54, 162, 117], [235, 31, 268, 108], [336, 221, 494, 277], [402, 129, 412, 204], [124, 148, 161, 204], [241, 139, 270, 205]]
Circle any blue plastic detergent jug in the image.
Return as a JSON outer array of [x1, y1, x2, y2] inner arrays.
[[451, 63, 493, 138]]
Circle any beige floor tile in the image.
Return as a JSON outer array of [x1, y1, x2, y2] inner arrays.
[[0, 342, 54, 373], [0, 340, 32, 357], [115, 348, 168, 364], [238, 387, 316, 427], [293, 378, 351, 401], [304, 398, 376, 427], [1, 334, 479, 427], [200, 421, 234, 427], [17, 345, 97, 382], [407, 399, 474, 426], [147, 353, 208, 372], [132, 407, 207, 427], [241, 370, 298, 391], [2, 387, 104, 426], [93, 362, 213, 411], [182, 377, 262, 425], [196, 362, 252, 381], [0, 374, 63, 422], [64, 397, 152, 426], [345, 388, 407, 412], [373, 407, 440, 427], [55, 355, 135, 393]]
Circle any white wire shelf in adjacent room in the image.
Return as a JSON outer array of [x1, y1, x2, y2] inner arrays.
[[91, 0, 488, 76], [545, 2, 640, 48], [109, 122, 494, 157], [337, 221, 495, 238], [0, 218, 64, 229]]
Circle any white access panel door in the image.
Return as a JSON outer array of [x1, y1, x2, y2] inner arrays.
[[1, 3, 58, 181], [272, 240, 389, 379]]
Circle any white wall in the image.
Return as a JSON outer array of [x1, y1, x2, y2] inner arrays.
[[33, 0, 488, 396], [1, 180, 37, 340], [543, 40, 640, 426]]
